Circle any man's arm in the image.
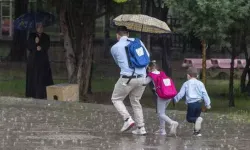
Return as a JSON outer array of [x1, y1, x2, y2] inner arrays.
[[174, 83, 186, 103], [111, 46, 118, 65]]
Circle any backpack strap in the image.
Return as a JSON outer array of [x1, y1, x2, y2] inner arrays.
[[126, 68, 135, 84], [160, 71, 168, 78], [125, 46, 132, 68], [124, 38, 146, 85], [125, 38, 135, 84]]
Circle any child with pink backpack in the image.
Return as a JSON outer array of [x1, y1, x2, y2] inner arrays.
[[144, 60, 179, 136]]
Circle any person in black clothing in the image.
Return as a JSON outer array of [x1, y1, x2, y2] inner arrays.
[[25, 23, 53, 99]]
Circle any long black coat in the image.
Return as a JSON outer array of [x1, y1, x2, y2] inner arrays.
[[25, 32, 54, 99]]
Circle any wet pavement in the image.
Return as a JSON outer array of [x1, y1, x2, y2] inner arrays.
[[0, 97, 249, 150]]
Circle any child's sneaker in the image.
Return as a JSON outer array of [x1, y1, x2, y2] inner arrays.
[[195, 117, 203, 131], [132, 127, 147, 135], [193, 130, 202, 137], [120, 117, 135, 132], [169, 121, 179, 135], [154, 129, 167, 135]]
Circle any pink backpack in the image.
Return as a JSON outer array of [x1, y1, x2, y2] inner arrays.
[[148, 71, 177, 99]]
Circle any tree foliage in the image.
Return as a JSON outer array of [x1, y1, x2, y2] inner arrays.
[[165, 0, 250, 106], [165, 0, 250, 45], [113, 0, 128, 3], [165, 0, 232, 44]]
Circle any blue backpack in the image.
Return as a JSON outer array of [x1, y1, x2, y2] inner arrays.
[[125, 38, 150, 69], [124, 38, 150, 84]]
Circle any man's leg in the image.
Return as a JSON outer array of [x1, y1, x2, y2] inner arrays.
[[111, 78, 134, 132], [129, 85, 146, 127], [129, 79, 146, 135]]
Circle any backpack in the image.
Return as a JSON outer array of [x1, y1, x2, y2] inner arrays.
[[148, 71, 177, 99], [125, 38, 150, 69], [124, 38, 150, 84]]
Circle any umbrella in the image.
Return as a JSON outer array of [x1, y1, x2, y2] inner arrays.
[[14, 11, 55, 30], [113, 14, 171, 34]]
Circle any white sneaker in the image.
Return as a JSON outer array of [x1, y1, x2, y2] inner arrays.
[[169, 121, 179, 135], [193, 131, 202, 137], [120, 117, 135, 132], [132, 127, 147, 135], [155, 129, 167, 135], [195, 117, 203, 131]]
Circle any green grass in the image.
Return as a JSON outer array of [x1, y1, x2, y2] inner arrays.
[[0, 69, 249, 115], [0, 79, 66, 97], [91, 77, 250, 114], [0, 46, 10, 57]]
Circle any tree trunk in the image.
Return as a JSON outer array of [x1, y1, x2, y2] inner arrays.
[[103, 0, 111, 58], [77, 29, 95, 101], [9, 0, 28, 62], [76, 2, 96, 102], [141, 0, 152, 53], [162, 37, 172, 76], [247, 73, 250, 96], [201, 40, 206, 85], [59, 9, 77, 83], [88, 53, 94, 94], [241, 57, 250, 94], [59, 1, 96, 102], [240, 29, 250, 95], [146, 1, 152, 53], [229, 34, 236, 107], [158, 6, 170, 76]]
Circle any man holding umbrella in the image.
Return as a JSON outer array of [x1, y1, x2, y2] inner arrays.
[[111, 26, 150, 135], [112, 14, 171, 135]]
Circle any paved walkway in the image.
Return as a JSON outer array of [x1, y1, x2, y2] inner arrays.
[[0, 97, 249, 150]]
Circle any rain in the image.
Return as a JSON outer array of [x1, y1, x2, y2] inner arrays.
[[0, 97, 249, 149], [0, 0, 250, 150]]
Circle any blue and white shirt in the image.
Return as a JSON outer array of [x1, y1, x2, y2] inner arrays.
[[174, 78, 211, 106], [110, 36, 150, 77]]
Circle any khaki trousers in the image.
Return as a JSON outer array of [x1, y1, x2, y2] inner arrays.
[[111, 77, 146, 127]]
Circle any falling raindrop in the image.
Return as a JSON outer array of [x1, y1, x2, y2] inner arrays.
[[61, 140, 64, 145], [54, 140, 58, 146], [73, 139, 77, 144], [41, 140, 45, 145], [154, 139, 157, 143]]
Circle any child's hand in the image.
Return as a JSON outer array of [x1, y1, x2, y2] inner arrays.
[[206, 105, 211, 109], [173, 98, 177, 103]]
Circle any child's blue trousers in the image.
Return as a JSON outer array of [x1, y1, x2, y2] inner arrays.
[[186, 101, 202, 123]]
